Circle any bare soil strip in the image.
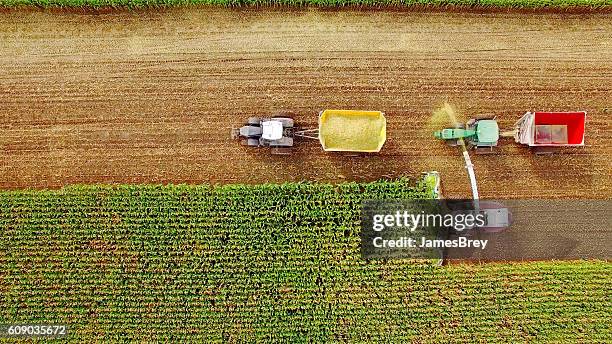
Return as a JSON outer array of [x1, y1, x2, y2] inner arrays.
[[0, 9, 610, 198]]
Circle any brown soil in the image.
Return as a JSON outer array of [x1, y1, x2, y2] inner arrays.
[[0, 9, 610, 199]]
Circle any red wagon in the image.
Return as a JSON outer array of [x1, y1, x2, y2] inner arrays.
[[514, 111, 586, 154]]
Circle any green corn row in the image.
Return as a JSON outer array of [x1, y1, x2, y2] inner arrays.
[[0, 179, 610, 342], [0, 0, 610, 8]]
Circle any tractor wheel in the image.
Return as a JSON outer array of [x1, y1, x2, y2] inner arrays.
[[247, 138, 260, 147], [271, 117, 295, 128], [231, 128, 241, 140], [475, 114, 496, 120], [474, 146, 498, 155], [247, 117, 260, 126], [446, 139, 460, 147]]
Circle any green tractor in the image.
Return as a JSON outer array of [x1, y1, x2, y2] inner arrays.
[[434, 116, 500, 154]]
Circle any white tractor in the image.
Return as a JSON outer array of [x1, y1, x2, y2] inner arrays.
[[231, 117, 295, 155]]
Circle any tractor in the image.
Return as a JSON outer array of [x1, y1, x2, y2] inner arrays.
[[434, 115, 500, 154], [231, 116, 295, 155]]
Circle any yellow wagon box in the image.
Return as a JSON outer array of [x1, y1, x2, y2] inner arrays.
[[318, 110, 387, 153]]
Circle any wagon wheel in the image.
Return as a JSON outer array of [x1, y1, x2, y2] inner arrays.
[[342, 152, 362, 157], [533, 146, 556, 155]]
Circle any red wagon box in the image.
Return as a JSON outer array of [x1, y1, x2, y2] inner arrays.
[[515, 111, 586, 147]]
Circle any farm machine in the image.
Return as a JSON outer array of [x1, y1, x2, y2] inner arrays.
[[231, 116, 296, 155], [434, 111, 586, 154], [434, 115, 501, 154], [232, 110, 387, 155]]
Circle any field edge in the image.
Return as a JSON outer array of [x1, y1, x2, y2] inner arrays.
[[0, 0, 611, 10]]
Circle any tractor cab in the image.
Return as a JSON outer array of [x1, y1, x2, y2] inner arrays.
[[261, 120, 284, 140], [471, 119, 499, 146], [232, 116, 295, 153]]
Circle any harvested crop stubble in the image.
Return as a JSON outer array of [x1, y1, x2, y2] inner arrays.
[[0, 180, 610, 342], [0, 0, 609, 9], [0, 10, 610, 198]]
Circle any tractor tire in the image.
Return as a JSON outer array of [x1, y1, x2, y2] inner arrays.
[[271, 117, 294, 128], [247, 117, 261, 126], [231, 128, 240, 140], [447, 140, 460, 147], [475, 114, 496, 120], [247, 138, 260, 147], [474, 146, 498, 155]]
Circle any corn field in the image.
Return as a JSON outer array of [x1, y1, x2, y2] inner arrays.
[[0, 180, 609, 341]]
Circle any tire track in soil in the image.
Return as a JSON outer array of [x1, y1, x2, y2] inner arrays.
[[0, 9, 610, 199]]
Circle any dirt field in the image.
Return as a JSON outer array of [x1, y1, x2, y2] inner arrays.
[[0, 9, 610, 198]]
